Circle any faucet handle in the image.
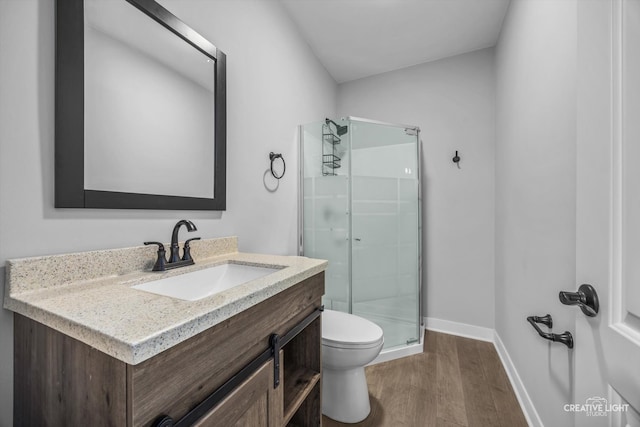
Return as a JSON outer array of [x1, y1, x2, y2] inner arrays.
[[182, 237, 201, 262], [144, 242, 167, 272], [144, 241, 164, 250]]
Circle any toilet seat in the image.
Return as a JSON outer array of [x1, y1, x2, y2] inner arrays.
[[322, 309, 384, 350]]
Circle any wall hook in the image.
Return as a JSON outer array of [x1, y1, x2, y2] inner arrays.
[[452, 150, 461, 169]]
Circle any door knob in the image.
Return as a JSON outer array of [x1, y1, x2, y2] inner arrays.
[[559, 284, 599, 317]]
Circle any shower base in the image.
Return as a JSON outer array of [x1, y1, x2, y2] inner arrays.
[[368, 326, 425, 366], [351, 295, 424, 365]]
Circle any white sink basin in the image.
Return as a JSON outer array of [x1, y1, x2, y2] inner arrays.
[[133, 263, 281, 301]]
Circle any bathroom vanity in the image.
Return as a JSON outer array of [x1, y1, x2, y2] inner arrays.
[[5, 237, 326, 426]]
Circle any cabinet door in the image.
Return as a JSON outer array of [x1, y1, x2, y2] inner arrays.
[[193, 358, 282, 427]]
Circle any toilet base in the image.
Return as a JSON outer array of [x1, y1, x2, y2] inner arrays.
[[322, 365, 371, 423]]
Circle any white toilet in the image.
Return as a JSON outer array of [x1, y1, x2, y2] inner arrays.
[[321, 309, 384, 423]]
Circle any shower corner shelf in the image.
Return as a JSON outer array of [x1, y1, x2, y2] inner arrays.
[[322, 123, 342, 176], [322, 131, 341, 145], [322, 154, 341, 176]]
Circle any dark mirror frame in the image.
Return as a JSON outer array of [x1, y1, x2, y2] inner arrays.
[[55, 0, 226, 210]]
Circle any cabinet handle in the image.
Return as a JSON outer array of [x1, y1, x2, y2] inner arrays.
[[270, 334, 281, 388]]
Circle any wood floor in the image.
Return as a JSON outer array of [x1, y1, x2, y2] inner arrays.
[[322, 330, 528, 427]]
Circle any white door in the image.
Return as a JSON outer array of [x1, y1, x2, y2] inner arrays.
[[575, 0, 640, 425]]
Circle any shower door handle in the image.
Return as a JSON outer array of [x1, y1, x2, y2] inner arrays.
[[354, 238, 361, 241]]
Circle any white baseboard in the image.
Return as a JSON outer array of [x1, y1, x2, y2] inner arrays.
[[423, 317, 540, 427], [493, 331, 542, 427], [423, 317, 494, 342]]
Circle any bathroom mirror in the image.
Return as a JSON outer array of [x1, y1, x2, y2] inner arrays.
[[55, 0, 226, 210]]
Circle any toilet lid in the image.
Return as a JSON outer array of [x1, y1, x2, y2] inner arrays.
[[322, 309, 384, 349]]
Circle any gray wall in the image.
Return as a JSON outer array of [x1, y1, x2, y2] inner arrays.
[[337, 49, 496, 330], [494, 0, 577, 426], [0, 0, 337, 422]]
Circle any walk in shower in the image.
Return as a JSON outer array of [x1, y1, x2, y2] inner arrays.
[[298, 117, 422, 358]]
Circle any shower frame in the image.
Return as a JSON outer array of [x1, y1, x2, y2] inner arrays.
[[297, 116, 423, 361]]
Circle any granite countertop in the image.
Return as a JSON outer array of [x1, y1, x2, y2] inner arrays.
[[4, 237, 327, 365]]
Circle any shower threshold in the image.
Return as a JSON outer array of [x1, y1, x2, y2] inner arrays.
[[367, 323, 425, 366]]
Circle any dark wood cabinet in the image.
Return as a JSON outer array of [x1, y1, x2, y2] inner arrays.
[[193, 358, 282, 427], [283, 317, 322, 426], [14, 273, 324, 427]]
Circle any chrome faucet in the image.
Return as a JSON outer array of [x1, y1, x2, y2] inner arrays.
[[144, 220, 200, 271]]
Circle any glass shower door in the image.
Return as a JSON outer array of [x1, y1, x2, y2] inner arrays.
[[301, 120, 351, 312], [349, 120, 421, 349]]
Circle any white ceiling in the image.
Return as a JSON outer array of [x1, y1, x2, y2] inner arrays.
[[280, 0, 511, 83]]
